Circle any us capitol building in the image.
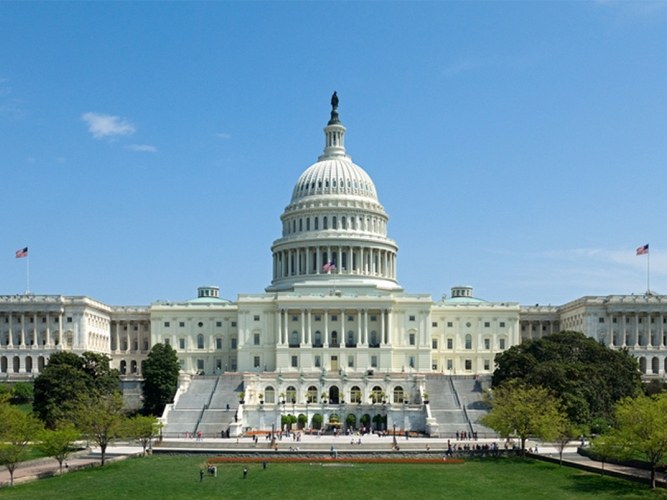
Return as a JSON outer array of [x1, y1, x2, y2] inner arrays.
[[2, 95, 666, 435]]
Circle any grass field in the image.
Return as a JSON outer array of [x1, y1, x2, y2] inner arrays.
[[1, 455, 666, 499]]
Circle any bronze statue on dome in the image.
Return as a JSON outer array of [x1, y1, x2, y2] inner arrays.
[[331, 91, 339, 110]]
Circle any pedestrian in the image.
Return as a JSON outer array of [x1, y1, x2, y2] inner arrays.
[[200, 469, 204, 482], [243, 466, 248, 479]]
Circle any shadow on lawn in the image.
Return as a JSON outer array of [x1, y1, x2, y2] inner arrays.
[[563, 473, 651, 496]]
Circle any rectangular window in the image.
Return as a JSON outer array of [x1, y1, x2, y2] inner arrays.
[[179, 322, 185, 328], [409, 333, 415, 346], [231, 338, 237, 350], [499, 322, 505, 328], [432, 339, 438, 349], [315, 315, 321, 322], [484, 338, 490, 350], [348, 356, 354, 368], [409, 315, 415, 322], [598, 317, 605, 323], [164, 338, 170, 346], [254, 333, 260, 346], [216, 321, 222, 327], [446, 359, 453, 370], [314, 356, 321, 367], [432, 362, 438, 370], [348, 315, 354, 322], [179, 338, 185, 350], [197, 359, 204, 371], [409, 356, 415, 368], [371, 355, 378, 368], [231, 321, 237, 327], [216, 338, 223, 350], [67, 317, 72, 323], [164, 321, 170, 327], [432, 322, 438, 327], [331, 315, 337, 321], [484, 359, 490, 371], [292, 315, 298, 322], [254, 315, 260, 321], [446, 338, 453, 349], [291, 356, 298, 368], [464, 359, 472, 371], [499, 338, 506, 350], [484, 322, 490, 328], [370, 315, 377, 321], [254, 356, 260, 368], [447, 322, 453, 328]]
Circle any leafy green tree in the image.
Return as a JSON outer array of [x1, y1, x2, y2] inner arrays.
[[36, 423, 81, 476], [553, 420, 581, 466], [74, 392, 126, 466], [33, 351, 120, 428], [595, 393, 667, 489], [0, 403, 43, 486], [493, 331, 641, 425], [481, 381, 565, 453], [142, 343, 180, 416], [10, 382, 34, 404], [125, 415, 161, 455]]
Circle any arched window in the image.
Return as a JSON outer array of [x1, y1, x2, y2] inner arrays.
[[131, 360, 137, 374], [120, 360, 127, 375], [323, 216, 328, 229], [286, 386, 297, 404], [350, 386, 361, 403], [197, 334, 205, 349], [265, 386, 275, 404], [371, 385, 383, 403], [393, 386, 405, 403], [307, 386, 318, 403]]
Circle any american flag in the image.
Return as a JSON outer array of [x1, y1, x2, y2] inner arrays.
[[15, 247, 28, 259], [322, 261, 336, 272], [636, 244, 649, 256]]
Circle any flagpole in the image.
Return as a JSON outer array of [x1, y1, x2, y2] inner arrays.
[[647, 249, 650, 295], [26, 253, 30, 295]]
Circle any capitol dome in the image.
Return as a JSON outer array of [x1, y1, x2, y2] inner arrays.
[[267, 93, 401, 293]]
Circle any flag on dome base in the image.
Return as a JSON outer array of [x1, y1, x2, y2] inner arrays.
[[323, 261, 336, 272], [636, 244, 649, 256]]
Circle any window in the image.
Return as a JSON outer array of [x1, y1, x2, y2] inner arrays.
[[292, 315, 298, 322], [370, 315, 377, 322], [409, 356, 415, 368], [484, 359, 490, 371], [216, 321, 222, 327], [483, 338, 490, 350], [216, 338, 223, 350], [432, 362, 438, 370], [347, 315, 354, 322], [197, 359, 204, 371], [499, 322, 506, 328], [409, 333, 415, 346], [254, 333, 260, 346], [464, 359, 472, 371], [598, 317, 605, 323], [67, 317, 72, 323], [447, 338, 453, 349], [231, 321, 237, 327], [331, 315, 337, 321], [371, 356, 378, 368], [291, 356, 298, 368], [197, 334, 204, 349], [432, 339, 438, 349], [254, 315, 260, 322], [484, 322, 490, 328], [198, 322, 204, 327], [465, 335, 472, 349], [499, 338, 506, 350], [315, 315, 321, 322], [179, 322, 185, 328], [254, 356, 260, 368], [164, 321, 170, 327], [164, 338, 170, 346], [350, 386, 361, 403], [447, 322, 453, 328], [393, 386, 405, 403], [179, 338, 186, 350], [409, 315, 415, 322], [347, 355, 354, 368], [314, 356, 321, 367], [432, 322, 438, 327], [447, 359, 453, 370], [231, 338, 237, 349]]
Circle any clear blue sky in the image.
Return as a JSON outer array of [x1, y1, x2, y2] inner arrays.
[[2, 1, 666, 306]]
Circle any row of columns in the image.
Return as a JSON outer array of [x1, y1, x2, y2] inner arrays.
[[0, 354, 47, 374], [520, 320, 558, 341], [273, 245, 396, 280], [0, 312, 65, 348], [609, 313, 667, 348], [276, 309, 392, 348], [111, 321, 150, 353]]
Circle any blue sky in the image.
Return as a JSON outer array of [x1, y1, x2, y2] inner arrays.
[[2, 1, 667, 306]]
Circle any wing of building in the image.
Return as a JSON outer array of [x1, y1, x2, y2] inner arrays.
[[2, 96, 665, 436]]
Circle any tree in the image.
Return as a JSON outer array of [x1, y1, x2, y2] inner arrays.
[[492, 331, 641, 425], [125, 415, 161, 455], [142, 343, 180, 416], [33, 351, 120, 428], [36, 423, 81, 476], [481, 381, 565, 453], [596, 393, 667, 489], [0, 403, 43, 486], [553, 419, 581, 466], [74, 392, 126, 466]]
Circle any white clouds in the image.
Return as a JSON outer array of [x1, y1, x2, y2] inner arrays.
[[216, 132, 232, 140], [81, 112, 136, 139], [126, 144, 157, 153]]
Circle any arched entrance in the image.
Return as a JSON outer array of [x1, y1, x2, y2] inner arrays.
[[329, 385, 340, 404]]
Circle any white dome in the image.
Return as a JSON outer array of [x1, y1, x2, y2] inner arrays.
[[290, 157, 378, 203]]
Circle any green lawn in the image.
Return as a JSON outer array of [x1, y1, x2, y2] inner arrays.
[[1, 455, 666, 499]]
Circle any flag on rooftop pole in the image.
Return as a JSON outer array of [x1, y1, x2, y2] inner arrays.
[[636, 244, 650, 295], [15, 247, 30, 294], [15, 247, 28, 258]]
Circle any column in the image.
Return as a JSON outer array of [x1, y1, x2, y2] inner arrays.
[[386, 310, 393, 346], [341, 310, 346, 348], [45, 312, 51, 347], [58, 313, 63, 346], [301, 309, 306, 344], [33, 312, 38, 347], [323, 310, 329, 348], [380, 310, 385, 346], [307, 309, 312, 345], [7, 313, 13, 347], [20, 314, 25, 346]]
